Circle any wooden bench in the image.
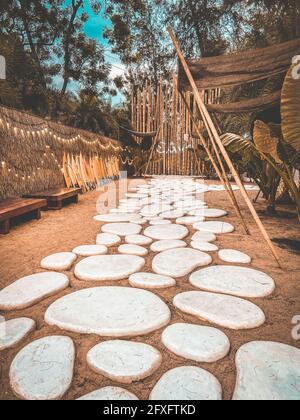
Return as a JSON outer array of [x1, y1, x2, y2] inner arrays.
[[23, 188, 80, 210], [0, 198, 47, 234]]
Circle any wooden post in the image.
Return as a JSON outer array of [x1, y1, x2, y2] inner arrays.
[[168, 26, 281, 267]]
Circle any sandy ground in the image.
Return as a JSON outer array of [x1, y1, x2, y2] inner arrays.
[[0, 179, 300, 401]]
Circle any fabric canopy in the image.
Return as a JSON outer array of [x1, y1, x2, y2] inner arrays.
[[178, 38, 300, 91], [120, 126, 157, 138]]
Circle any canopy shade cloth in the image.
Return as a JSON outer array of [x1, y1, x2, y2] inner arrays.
[[120, 126, 157, 139], [178, 38, 300, 91]]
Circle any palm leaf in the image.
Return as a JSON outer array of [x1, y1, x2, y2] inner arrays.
[[281, 63, 300, 152], [253, 121, 282, 164]]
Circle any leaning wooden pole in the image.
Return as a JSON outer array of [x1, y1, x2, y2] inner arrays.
[[168, 26, 281, 267], [144, 126, 162, 177]]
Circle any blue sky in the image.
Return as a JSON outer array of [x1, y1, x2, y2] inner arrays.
[[55, 0, 126, 105]]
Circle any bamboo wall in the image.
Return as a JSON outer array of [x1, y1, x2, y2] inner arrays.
[[131, 77, 221, 176], [0, 106, 127, 200]]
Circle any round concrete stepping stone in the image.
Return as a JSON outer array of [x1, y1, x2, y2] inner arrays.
[[0, 318, 36, 351], [233, 341, 300, 401], [149, 366, 222, 400], [150, 219, 172, 225], [40, 252, 77, 271], [153, 248, 212, 278], [45, 286, 171, 337], [118, 244, 148, 257], [174, 291, 265, 330], [101, 223, 142, 236], [141, 204, 173, 217], [176, 216, 205, 225], [189, 209, 228, 218], [10, 336, 75, 400], [129, 273, 176, 289], [130, 218, 148, 225], [192, 231, 217, 242], [162, 323, 230, 363], [96, 233, 121, 246], [191, 241, 219, 252], [74, 255, 145, 281], [150, 240, 187, 253], [94, 213, 141, 223], [125, 235, 152, 246], [193, 221, 235, 234], [87, 340, 162, 384], [160, 210, 185, 219], [77, 387, 139, 400], [218, 249, 252, 264], [72, 245, 108, 257], [190, 266, 275, 298], [144, 224, 188, 241], [0, 272, 69, 311]]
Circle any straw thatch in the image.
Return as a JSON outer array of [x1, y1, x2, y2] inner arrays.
[[0, 106, 124, 200]]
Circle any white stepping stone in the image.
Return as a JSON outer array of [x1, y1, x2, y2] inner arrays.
[[0, 318, 36, 351], [101, 223, 142, 236], [125, 235, 152, 246], [130, 218, 148, 225], [218, 249, 251, 264], [160, 210, 185, 219], [72, 245, 108, 257], [176, 216, 205, 225], [45, 286, 171, 337], [141, 204, 173, 217], [233, 341, 300, 401], [77, 387, 139, 400], [74, 255, 145, 281], [118, 244, 148, 257], [191, 241, 219, 252], [87, 340, 162, 384], [94, 213, 141, 223], [162, 323, 230, 363], [153, 248, 212, 278], [192, 231, 217, 242], [174, 291, 265, 330], [193, 221, 235, 234], [190, 266, 275, 298], [150, 240, 187, 253], [149, 366, 222, 400], [150, 219, 172, 225], [129, 273, 176, 289], [96, 233, 121, 246], [189, 209, 228, 218], [0, 272, 69, 311], [10, 336, 75, 400], [144, 224, 189, 241], [40, 252, 77, 271]]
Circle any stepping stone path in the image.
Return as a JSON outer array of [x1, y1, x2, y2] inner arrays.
[[77, 387, 139, 400], [72, 245, 108, 257], [96, 233, 121, 246], [162, 323, 230, 363], [45, 286, 171, 337], [144, 224, 189, 241], [189, 209, 228, 218], [74, 255, 145, 281], [129, 273, 176, 289], [40, 252, 77, 271], [190, 266, 275, 298], [101, 223, 142, 236], [118, 244, 148, 257], [174, 291, 265, 330], [191, 231, 217, 242], [149, 366, 222, 400], [153, 248, 212, 278], [233, 341, 300, 400], [0, 318, 36, 351], [160, 210, 185, 219], [193, 221, 235, 234], [94, 213, 141, 223], [150, 219, 171, 225], [150, 240, 187, 253], [218, 249, 252, 264], [87, 340, 162, 384], [0, 272, 69, 311], [191, 241, 219, 252], [125, 235, 153, 246], [10, 336, 75, 400], [141, 204, 173, 217], [176, 216, 205, 225]]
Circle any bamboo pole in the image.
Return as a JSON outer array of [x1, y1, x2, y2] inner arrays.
[[168, 26, 281, 267], [144, 126, 162, 177]]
